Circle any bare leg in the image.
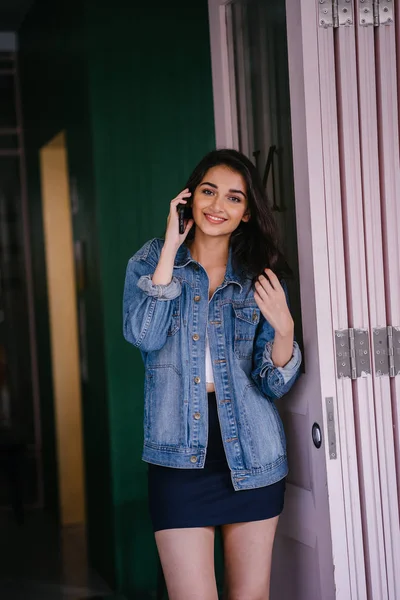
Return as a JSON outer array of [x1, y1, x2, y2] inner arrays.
[[155, 526, 219, 600], [222, 517, 279, 600]]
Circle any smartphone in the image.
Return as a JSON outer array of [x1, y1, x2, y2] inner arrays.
[[177, 203, 193, 234]]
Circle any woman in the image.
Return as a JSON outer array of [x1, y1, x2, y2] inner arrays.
[[123, 149, 301, 600]]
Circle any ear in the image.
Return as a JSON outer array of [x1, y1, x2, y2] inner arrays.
[[241, 211, 250, 223]]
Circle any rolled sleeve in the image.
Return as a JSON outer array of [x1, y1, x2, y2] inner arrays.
[[123, 240, 183, 352], [137, 275, 182, 301], [260, 340, 302, 385]]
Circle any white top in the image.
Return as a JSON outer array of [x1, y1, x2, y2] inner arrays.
[[205, 334, 214, 384]]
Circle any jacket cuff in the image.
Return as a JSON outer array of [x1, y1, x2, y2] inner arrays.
[[260, 341, 302, 384], [137, 275, 181, 300]]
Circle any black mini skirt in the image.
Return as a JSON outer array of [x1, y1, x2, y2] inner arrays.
[[148, 392, 286, 532]]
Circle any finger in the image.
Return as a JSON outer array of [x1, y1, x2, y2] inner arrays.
[[171, 197, 189, 209], [257, 275, 273, 295], [170, 197, 191, 220], [176, 191, 191, 199], [255, 280, 268, 301], [260, 272, 274, 290], [254, 291, 264, 307], [264, 269, 280, 290], [172, 191, 191, 203], [182, 219, 194, 237]]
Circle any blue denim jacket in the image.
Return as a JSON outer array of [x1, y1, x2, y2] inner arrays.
[[123, 238, 301, 491]]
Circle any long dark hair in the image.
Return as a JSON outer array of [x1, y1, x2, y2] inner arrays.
[[185, 149, 289, 279]]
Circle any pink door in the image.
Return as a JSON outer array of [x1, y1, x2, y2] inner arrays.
[[209, 0, 350, 597], [315, 0, 400, 597], [208, 0, 400, 598]]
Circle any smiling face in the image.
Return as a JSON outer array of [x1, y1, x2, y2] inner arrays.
[[191, 165, 250, 239]]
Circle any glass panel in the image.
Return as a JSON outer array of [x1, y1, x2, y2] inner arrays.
[[227, 0, 303, 347]]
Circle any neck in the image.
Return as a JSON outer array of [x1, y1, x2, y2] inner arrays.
[[189, 231, 230, 268]]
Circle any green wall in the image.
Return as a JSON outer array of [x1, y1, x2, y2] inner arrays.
[[19, 0, 215, 596], [85, 0, 215, 594]]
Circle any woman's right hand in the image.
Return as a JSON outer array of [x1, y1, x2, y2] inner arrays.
[[164, 189, 194, 251]]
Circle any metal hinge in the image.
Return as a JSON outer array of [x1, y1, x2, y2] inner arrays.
[[326, 397, 337, 459], [319, 0, 354, 28], [373, 326, 400, 377], [359, 0, 394, 26], [335, 329, 371, 379]]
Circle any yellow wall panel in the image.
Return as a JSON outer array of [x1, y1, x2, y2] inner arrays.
[[40, 132, 85, 526]]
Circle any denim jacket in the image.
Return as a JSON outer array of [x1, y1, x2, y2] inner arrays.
[[123, 238, 301, 491]]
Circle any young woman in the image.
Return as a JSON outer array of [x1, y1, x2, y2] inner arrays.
[[123, 149, 301, 600]]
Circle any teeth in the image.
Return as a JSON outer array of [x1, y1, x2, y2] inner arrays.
[[206, 214, 225, 223]]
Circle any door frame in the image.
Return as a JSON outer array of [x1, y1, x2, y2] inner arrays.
[[39, 131, 86, 526], [208, 0, 238, 149], [207, 0, 359, 597]]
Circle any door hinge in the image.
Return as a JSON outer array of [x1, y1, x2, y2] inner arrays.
[[373, 326, 400, 377], [319, 0, 354, 28], [359, 0, 394, 26], [326, 397, 337, 459], [335, 328, 371, 379]]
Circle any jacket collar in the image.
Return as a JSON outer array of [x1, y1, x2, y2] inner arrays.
[[174, 242, 247, 290]]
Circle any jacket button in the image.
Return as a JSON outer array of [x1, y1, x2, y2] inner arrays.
[[194, 295, 201, 302], [192, 333, 200, 341], [194, 376, 201, 384], [193, 264, 199, 271], [194, 412, 201, 420], [190, 456, 198, 463]]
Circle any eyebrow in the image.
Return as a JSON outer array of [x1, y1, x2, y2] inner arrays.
[[200, 181, 247, 199]]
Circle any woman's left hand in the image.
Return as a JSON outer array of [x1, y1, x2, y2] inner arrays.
[[254, 269, 294, 337]]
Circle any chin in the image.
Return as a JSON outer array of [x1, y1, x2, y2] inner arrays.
[[200, 225, 234, 238]]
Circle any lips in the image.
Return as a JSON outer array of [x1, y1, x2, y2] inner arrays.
[[204, 213, 227, 224]]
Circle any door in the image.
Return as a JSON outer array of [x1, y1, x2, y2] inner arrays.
[[315, 0, 400, 597], [209, 1, 400, 599], [326, 1, 400, 597], [208, 1, 367, 598]]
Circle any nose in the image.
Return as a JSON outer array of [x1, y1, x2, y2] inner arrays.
[[209, 193, 224, 213]]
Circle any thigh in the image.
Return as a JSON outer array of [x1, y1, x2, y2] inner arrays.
[[222, 517, 279, 600], [155, 526, 219, 600]]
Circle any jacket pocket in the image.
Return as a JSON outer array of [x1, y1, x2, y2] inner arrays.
[[233, 305, 260, 359], [144, 364, 184, 445], [239, 383, 286, 469]]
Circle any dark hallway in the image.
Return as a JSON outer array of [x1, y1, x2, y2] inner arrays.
[[0, 512, 114, 599], [0, 3, 112, 599]]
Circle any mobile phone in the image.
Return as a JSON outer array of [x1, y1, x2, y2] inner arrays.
[[177, 204, 193, 234]]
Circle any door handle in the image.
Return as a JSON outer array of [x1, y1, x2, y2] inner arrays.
[[312, 423, 322, 449]]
